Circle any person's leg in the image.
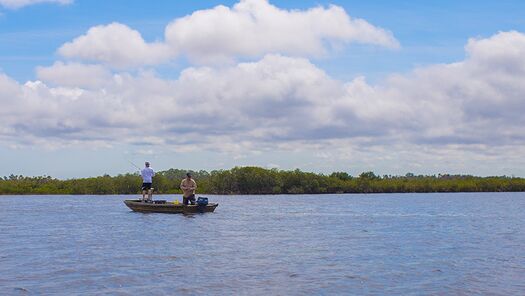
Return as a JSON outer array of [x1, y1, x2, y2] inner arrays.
[[141, 183, 152, 202], [148, 188, 153, 201], [189, 194, 196, 205], [183, 196, 188, 205], [142, 186, 147, 201]]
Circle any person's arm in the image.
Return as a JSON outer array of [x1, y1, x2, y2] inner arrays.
[[180, 180, 187, 190], [191, 180, 197, 190]]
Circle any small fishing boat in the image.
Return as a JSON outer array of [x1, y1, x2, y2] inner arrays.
[[124, 199, 218, 214]]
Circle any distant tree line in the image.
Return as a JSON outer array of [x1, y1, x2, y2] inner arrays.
[[1, 167, 525, 195]]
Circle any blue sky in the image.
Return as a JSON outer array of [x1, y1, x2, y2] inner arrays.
[[1, 0, 525, 178]]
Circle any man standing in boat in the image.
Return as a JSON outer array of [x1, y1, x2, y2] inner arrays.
[[180, 172, 197, 205], [141, 162, 155, 202]]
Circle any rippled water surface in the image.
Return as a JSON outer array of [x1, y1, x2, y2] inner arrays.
[[1, 193, 525, 295]]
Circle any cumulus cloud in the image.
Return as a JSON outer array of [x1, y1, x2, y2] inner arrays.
[[0, 73, 20, 98], [0, 0, 71, 9], [57, 0, 398, 67], [1, 31, 525, 169], [377, 31, 525, 146], [58, 23, 172, 68], [36, 62, 112, 88], [0, 55, 345, 148], [164, 0, 399, 64]]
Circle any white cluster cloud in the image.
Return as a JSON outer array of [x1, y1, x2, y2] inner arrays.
[[164, 0, 399, 64], [0, 0, 70, 9], [2, 31, 525, 157], [36, 62, 112, 88], [4, 55, 342, 148], [58, 23, 172, 68], [383, 31, 525, 146], [56, 0, 398, 67]]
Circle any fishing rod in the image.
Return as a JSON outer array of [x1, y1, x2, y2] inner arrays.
[[128, 160, 142, 173]]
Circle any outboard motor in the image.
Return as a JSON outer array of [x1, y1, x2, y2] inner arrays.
[[196, 197, 208, 213], [197, 197, 208, 206]]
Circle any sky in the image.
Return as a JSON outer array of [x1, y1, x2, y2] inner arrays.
[[1, 0, 525, 178]]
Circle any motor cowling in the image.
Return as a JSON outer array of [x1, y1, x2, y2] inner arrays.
[[197, 197, 208, 206]]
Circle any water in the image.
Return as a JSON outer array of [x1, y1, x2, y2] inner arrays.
[[1, 193, 524, 295]]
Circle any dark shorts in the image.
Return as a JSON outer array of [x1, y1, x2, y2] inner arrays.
[[142, 183, 152, 190], [183, 194, 196, 205]]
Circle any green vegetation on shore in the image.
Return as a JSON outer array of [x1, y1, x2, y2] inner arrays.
[[1, 167, 525, 195]]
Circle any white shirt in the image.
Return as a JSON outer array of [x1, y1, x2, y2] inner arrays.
[[141, 167, 155, 183]]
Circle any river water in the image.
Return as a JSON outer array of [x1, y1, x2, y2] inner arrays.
[[1, 193, 524, 295]]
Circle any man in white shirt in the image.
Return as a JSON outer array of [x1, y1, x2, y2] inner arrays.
[[141, 162, 155, 201]]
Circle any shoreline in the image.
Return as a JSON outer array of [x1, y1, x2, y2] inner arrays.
[[2, 191, 525, 196], [3, 167, 525, 195]]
